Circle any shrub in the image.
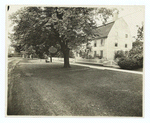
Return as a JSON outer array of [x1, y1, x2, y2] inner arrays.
[[118, 57, 140, 70], [89, 55, 94, 59], [114, 50, 125, 59], [117, 45, 143, 70], [8, 54, 13, 57], [86, 55, 94, 59], [94, 54, 100, 59], [132, 41, 143, 48], [97, 56, 103, 59]]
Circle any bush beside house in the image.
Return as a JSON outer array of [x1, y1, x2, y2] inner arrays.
[[118, 56, 142, 70], [115, 41, 143, 70]]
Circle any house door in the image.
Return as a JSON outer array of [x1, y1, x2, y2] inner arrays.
[[100, 50, 103, 58]]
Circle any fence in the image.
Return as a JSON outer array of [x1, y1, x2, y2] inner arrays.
[[52, 57, 119, 67]]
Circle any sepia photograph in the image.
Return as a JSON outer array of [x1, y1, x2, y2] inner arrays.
[[6, 5, 144, 117]]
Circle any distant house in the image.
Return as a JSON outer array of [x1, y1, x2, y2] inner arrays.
[[76, 13, 132, 61]]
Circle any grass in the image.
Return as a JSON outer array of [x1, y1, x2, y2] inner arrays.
[[9, 59, 143, 116]]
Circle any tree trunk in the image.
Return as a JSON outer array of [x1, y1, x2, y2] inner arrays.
[[63, 48, 71, 68]]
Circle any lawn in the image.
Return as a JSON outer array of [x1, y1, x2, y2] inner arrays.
[[8, 59, 143, 116]]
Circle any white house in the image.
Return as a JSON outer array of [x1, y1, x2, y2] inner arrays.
[[76, 13, 132, 61]]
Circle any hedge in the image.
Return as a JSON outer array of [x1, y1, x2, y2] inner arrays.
[[117, 45, 143, 70], [118, 56, 142, 70]]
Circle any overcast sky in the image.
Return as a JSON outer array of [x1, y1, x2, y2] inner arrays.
[[6, 5, 144, 45]]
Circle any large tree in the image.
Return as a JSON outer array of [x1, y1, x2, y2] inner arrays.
[[9, 7, 115, 68]]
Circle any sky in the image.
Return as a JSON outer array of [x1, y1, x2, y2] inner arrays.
[[95, 5, 144, 38], [6, 5, 145, 45], [118, 6, 144, 37]]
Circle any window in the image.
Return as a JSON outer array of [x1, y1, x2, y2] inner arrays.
[[125, 44, 127, 48], [125, 34, 128, 38], [94, 40, 97, 47], [115, 43, 118, 47], [94, 51, 97, 57], [100, 50, 103, 58], [101, 39, 105, 46]]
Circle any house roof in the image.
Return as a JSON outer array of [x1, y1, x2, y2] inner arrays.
[[89, 21, 115, 40]]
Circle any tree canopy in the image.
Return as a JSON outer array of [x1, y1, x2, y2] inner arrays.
[[9, 6, 116, 67]]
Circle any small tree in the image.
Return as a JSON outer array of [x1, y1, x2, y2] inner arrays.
[[136, 24, 144, 42], [133, 24, 144, 47]]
